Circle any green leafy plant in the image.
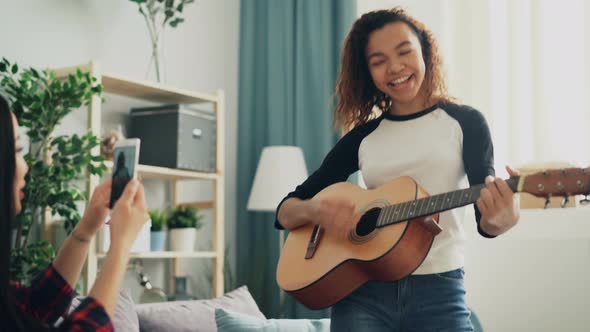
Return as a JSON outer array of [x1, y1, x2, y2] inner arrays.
[[0, 58, 105, 283], [166, 206, 203, 229], [149, 209, 167, 232], [129, 0, 195, 82], [9, 242, 55, 285]]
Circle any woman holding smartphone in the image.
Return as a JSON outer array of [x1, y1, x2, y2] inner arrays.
[[0, 94, 149, 331]]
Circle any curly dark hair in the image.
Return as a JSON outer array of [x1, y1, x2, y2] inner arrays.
[[334, 7, 451, 131]]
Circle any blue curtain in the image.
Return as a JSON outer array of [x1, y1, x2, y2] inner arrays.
[[236, 0, 356, 319]]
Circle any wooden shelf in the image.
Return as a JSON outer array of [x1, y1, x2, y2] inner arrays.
[[178, 201, 215, 209], [52, 65, 217, 104], [104, 161, 219, 181], [102, 73, 217, 104], [50, 61, 225, 298], [97, 251, 217, 259]]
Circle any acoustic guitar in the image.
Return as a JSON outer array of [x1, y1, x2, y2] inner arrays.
[[276, 168, 590, 310]]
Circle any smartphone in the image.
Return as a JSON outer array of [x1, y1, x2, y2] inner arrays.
[[109, 138, 141, 209]]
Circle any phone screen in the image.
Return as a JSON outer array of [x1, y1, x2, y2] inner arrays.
[[109, 144, 138, 208]]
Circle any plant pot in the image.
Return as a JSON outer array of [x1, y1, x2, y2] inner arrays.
[[169, 228, 196, 252], [99, 221, 152, 253], [150, 231, 166, 251]]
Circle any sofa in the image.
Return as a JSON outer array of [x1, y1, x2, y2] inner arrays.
[[69, 286, 330, 332], [70, 287, 482, 331]]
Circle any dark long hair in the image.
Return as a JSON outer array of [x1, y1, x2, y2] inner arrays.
[[0, 95, 47, 331], [335, 7, 452, 131]]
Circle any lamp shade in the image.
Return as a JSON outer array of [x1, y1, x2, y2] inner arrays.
[[247, 146, 308, 211]]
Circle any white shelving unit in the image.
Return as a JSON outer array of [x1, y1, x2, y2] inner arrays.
[[96, 251, 218, 259], [52, 61, 225, 297]]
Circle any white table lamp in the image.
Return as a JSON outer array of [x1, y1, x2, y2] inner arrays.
[[247, 146, 308, 248]]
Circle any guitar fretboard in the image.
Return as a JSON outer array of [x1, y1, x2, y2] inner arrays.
[[376, 177, 519, 227]]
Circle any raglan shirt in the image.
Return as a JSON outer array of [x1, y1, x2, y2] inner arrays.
[[275, 103, 495, 275]]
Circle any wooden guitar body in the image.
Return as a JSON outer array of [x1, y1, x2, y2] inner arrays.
[[276, 176, 441, 310]]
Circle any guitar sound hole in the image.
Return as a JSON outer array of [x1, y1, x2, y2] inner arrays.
[[355, 207, 382, 236]]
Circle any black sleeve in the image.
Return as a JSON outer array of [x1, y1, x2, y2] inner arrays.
[[442, 104, 496, 238], [274, 120, 380, 229]]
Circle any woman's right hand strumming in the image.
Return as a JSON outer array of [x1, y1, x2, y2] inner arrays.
[[309, 197, 359, 240], [278, 197, 359, 241]]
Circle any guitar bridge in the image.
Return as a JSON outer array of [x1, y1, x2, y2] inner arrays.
[[420, 216, 443, 235], [304, 225, 324, 259]]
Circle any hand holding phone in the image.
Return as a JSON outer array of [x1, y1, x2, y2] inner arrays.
[[109, 138, 141, 209]]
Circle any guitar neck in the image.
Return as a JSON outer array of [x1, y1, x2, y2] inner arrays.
[[377, 177, 520, 227]]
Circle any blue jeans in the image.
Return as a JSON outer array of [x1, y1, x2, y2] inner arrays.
[[330, 268, 474, 332]]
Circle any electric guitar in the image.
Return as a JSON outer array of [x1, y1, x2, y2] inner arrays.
[[276, 168, 590, 309]]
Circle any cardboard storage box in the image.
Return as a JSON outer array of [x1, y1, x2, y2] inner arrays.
[[130, 104, 217, 172]]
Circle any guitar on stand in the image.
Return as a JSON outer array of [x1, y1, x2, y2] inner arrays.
[[276, 168, 590, 310]]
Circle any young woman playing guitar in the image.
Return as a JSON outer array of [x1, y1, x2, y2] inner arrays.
[[276, 8, 520, 332]]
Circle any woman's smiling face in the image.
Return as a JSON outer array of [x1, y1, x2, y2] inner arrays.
[[365, 21, 427, 109]]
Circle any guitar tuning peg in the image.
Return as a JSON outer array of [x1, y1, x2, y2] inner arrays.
[[561, 195, 570, 208], [544, 195, 552, 209], [580, 196, 590, 206]]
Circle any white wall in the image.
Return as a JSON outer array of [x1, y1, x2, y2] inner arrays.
[[464, 207, 590, 332], [0, 0, 240, 301], [358, 1, 590, 331]]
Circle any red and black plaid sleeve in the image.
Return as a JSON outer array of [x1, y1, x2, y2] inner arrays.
[[11, 264, 113, 331], [11, 263, 76, 325], [58, 297, 113, 332]]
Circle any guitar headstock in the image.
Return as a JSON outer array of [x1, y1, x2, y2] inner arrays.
[[518, 168, 590, 198]]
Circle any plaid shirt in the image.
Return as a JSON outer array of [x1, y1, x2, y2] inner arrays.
[[11, 264, 113, 332]]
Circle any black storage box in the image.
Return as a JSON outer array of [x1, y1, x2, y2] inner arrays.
[[129, 104, 216, 172]]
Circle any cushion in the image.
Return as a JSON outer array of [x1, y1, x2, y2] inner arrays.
[[135, 285, 265, 332], [68, 288, 139, 332], [215, 308, 331, 332]]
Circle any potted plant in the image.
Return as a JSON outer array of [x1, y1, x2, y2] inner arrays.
[[149, 209, 167, 251], [167, 206, 202, 251], [0, 58, 104, 283], [128, 0, 195, 82]]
